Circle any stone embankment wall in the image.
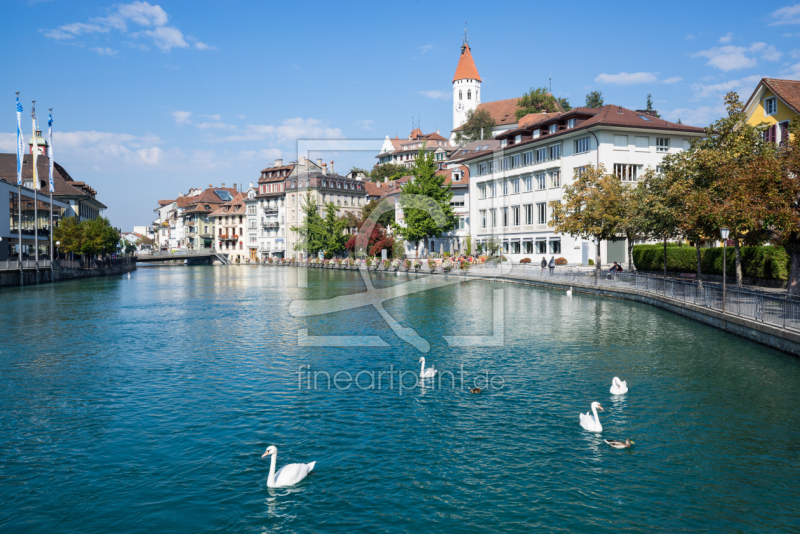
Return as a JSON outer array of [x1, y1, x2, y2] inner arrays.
[[0, 262, 136, 288]]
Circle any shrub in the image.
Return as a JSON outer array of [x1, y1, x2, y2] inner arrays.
[[632, 244, 790, 280], [555, 257, 568, 265], [520, 257, 532, 264], [588, 259, 594, 265]]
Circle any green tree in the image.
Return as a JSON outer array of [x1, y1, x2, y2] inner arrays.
[[585, 91, 604, 108], [321, 202, 347, 256], [645, 94, 661, 118], [80, 217, 119, 256], [349, 166, 370, 180], [636, 168, 684, 279], [360, 198, 395, 227], [515, 87, 560, 119], [557, 97, 572, 112], [370, 163, 408, 183], [454, 108, 496, 144], [291, 194, 326, 256], [124, 241, 137, 255], [395, 148, 458, 256], [53, 216, 84, 255]]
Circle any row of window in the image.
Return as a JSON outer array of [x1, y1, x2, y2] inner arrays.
[[477, 238, 561, 255], [458, 89, 478, 100], [613, 135, 670, 152], [478, 171, 562, 198], [479, 202, 559, 228]]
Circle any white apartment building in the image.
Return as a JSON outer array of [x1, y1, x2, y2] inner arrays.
[[463, 105, 705, 265]]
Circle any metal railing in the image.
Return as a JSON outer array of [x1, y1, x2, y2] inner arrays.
[[0, 257, 135, 271], [465, 263, 800, 333]]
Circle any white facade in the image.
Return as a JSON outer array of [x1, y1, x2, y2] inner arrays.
[[453, 77, 480, 130], [466, 126, 703, 265]]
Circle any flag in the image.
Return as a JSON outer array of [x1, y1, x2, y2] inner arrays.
[[31, 103, 38, 190], [16, 96, 23, 186], [48, 110, 54, 193]]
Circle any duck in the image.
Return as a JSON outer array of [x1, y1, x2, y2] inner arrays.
[[566, 286, 572, 297], [470, 387, 481, 394], [604, 439, 635, 449], [261, 446, 316, 488], [610, 376, 628, 395], [419, 357, 437, 379], [579, 402, 604, 433]]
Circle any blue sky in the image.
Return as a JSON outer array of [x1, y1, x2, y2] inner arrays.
[[3, 0, 800, 229]]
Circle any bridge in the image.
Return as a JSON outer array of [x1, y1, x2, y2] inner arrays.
[[136, 250, 231, 265]]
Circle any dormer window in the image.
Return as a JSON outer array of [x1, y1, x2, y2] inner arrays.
[[533, 129, 540, 139], [501, 139, 508, 148], [515, 134, 522, 143], [549, 124, 557, 134], [567, 118, 575, 129]]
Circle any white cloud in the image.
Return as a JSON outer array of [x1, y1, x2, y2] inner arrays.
[[196, 121, 233, 130], [172, 111, 192, 124], [136, 146, 162, 165], [201, 114, 222, 121], [45, 1, 201, 53], [692, 43, 782, 71], [690, 75, 762, 99], [194, 41, 216, 50], [238, 148, 283, 161], [418, 44, 434, 54], [780, 62, 800, 79], [719, 32, 733, 44], [207, 117, 343, 144], [770, 3, 800, 25], [417, 90, 450, 100], [686, 34, 696, 40], [594, 72, 658, 85], [90, 47, 118, 56], [661, 77, 683, 84], [662, 104, 726, 127], [355, 119, 374, 131]]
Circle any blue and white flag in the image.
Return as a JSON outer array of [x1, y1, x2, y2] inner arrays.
[[31, 103, 38, 190], [16, 95, 23, 186], [48, 110, 54, 193]]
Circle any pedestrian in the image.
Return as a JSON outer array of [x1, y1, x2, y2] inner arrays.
[[540, 256, 547, 274], [548, 256, 555, 276]]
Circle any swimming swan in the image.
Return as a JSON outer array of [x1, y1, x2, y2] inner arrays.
[[262, 446, 316, 488], [419, 357, 437, 379], [579, 402, 604, 433], [610, 377, 628, 395]]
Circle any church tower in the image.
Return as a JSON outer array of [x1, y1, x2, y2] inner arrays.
[[452, 33, 481, 131]]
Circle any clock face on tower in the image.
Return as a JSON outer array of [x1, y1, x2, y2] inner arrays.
[[456, 102, 464, 112]]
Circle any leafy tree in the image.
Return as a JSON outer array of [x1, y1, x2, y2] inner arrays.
[[291, 194, 325, 255], [585, 91, 604, 108], [321, 202, 347, 256], [80, 217, 119, 256], [370, 163, 408, 183], [515, 87, 560, 119], [53, 216, 84, 255], [394, 148, 458, 256], [636, 168, 684, 279], [349, 166, 370, 180], [454, 109, 496, 145], [645, 94, 661, 118], [677, 118, 683, 125], [124, 241, 137, 255], [360, 198, 395, 227], [549, 165, 626, 280], [557, 97, 572, 112]]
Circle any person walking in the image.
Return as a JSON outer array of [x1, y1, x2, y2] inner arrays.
[[540, 256, 547, 275], [548, 256, 555, 276]]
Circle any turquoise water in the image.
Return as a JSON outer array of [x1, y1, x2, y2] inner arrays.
[[2, 266, 800, 533]]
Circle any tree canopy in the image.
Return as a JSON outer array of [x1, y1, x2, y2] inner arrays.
[[370, 163, 409, 183], [557, 97, 572, 112], [454, 109, 496, 145], [585, 91, 604, 108], [54, 216, 119, 256], [515, 87, 561, 119], [645, 94, 661, 118]]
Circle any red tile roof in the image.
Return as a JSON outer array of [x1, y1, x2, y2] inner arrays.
[[0, 154, 106, 208], [437, 165, 470, 187], [746, 78, 800, 114], [453, 43, 481, 82]]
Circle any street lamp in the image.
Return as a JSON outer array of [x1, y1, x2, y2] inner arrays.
[[720, 228, 729, 314]]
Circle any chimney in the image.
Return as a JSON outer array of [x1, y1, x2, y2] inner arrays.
[[222, 183, 226, 188], [249, 182, 253, 189], [233, 183, 237, 191], [384, 177, 388, 184], [330, 161, 334, 174], [322, 163, 328, 175], [274, 158, 283, 167], [298, 155, 305, 166], [209, 184, 213, 188], [316, 158, 323, 169]]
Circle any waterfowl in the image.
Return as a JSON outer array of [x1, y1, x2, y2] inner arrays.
[[127, 273, 131, 279], [262, 446, 316, 488], [566, 287, 572, 297], [610, 376, 628, 395], [579, 402, 604, 433], [419, 357, 437, 379], [604, 439, 634, 449], [470, 387, 481, 394]]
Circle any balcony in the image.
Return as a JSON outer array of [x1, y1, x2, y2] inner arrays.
[[263, 207, 279, 215]]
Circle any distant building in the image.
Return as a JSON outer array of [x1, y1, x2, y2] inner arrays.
[[376, 129, 452, 169], [210, 192, 248, 263], [743, 78, 799, 145]]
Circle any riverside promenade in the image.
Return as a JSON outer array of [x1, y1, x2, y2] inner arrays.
[[0, 257, 136, 287], [284, 261, 800, 356]]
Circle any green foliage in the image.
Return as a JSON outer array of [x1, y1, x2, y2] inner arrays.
[[361, 198, 395, 227], [291, 194, 325, 254], [588, 259, 594, 265], [645, 94, 661, 118], [53, 216, 84, 254], [465, 236, 472, 256], [557, 97, 572, 112], [515, 87, 560, 119], [349, 166, 370, 179], [632, 244, 790, 280], [455, 109, 496, 144], [370, 163, 408, 183], [585, 91, 604, 108], [54, 216, 119, 256], [321, 202, 347, 256]]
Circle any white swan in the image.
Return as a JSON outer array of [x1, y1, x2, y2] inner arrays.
[[579, 402, 604, 432], [566, 286, 572, 297], [419, 357, 437, 379], [610, 376, 628, 395], [127, 273, 131, 279], [261, 446, 316, 488]]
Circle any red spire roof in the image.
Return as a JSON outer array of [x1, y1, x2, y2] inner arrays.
[[452, 43, 481, 83]]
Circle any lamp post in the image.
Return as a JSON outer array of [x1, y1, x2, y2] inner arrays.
[[720, 228, 729, 313]]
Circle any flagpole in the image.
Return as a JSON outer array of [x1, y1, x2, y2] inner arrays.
[[49, 108, 54, 282], [16, 93, 23, 287], [32, 101, 39, 284]]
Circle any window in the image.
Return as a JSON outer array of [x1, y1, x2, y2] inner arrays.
[[511, 206, 520, 226], [511, 155, 520, 169], [502, 157, 509, 170], [533, 129, 541, 138], [479, 184, 487, 199], [574, 166, 586, 178], [501, 139, 508, 148], [536, 202, 546, 224], [656, 138, 670, 152], [457, 216, 466, 230], [614, 163, 639, 182], [511, 241, 521, 254], [635, 136, 649, 149], [459, 90, 462, 100], [764, 124, 778, 143], [501, 207, 509, 227], [524, 241, 533, 253], [574, 137, 590, 154], [765, 96, 777, 116], [451, 194, 465, 207], [536, 148, 547, 162], [614, 135, 628, 149], [567, 118, 575, 129], [490, 209, 497, 227], [549, 144, 561, 160], [535, 240, 547, 254], [637, 115, 652, 122], [780, 120, 790, 145], [512, 179, 520, 194], [549, 124, 557, 134], [479, 162, 488, 175], [524, 204, 533, 225], [249, 233, 257, 243], [480, 210, 487, 228], [524, 175, 532, 191], [514, 134, 521, 143], [536, 173, 546, 190], [468, 89, 471, 100], [550, 170, 561, 188], [549, 239, 561, 254], [523, 151, 534, 165], [489, 182, 496, 197]]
